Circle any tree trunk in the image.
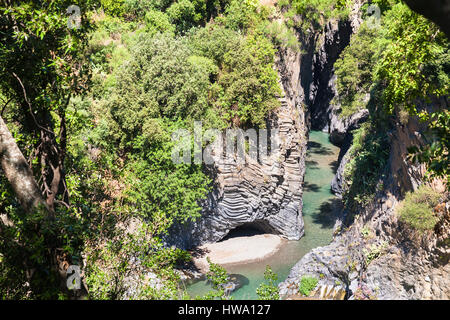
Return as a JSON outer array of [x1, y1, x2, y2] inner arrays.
[[0, 115, 77, 296], [0, 115, 48, 213]]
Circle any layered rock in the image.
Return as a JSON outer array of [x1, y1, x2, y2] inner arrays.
[[278, 1, 449, 299], [330, 147, 350, 197], [167, 47, 309, 249], [279, 116, 450, 300]]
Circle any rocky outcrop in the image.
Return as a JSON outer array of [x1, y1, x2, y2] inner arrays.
[[329, 106, 369, 146], [192, 93, 307, 245], [279, 116, 450, 300], [167, 1, 370, 250], [167, 47, 309, 249], [299, 0, 369, 199], [330, 147, 350, 197], [305, 1, 365, 134], [304, 22, 352, 132]]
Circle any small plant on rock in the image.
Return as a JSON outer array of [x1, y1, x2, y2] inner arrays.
[[298, 275, 318, 297], [256, 266, 280, 300], [397, 185, 442, 233]]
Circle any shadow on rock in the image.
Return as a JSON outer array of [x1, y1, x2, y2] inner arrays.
[[312, 198, 343, 229]]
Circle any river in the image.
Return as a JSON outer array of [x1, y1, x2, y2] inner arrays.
[[185, 131, 341, 299]]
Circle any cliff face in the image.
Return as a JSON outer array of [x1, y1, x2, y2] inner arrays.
[[167, 47, 309, 249], [191, 90, 308, 246], [168, 1, 364, 249], [304, 1, 366, 137], [172, 1, 362, 249], [173, 2, 449, 300], [279, 104, 450, 300], [278, 1, 449, 300]]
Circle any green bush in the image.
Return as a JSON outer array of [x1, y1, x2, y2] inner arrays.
[[144, 10, 176, 36], [221, 0, 260, 31], [333, 23, 378, 118], [259, 20, 300, 52], [343, 122, 390, 209], [286, 0, 350, 32], [108, 33, 214, 144], [256, 266, 280, 300], [213, 31, 281, 127], [188, 24, 242, 66], [398, 186, 441, 232], [167, 0, 199, 32], [298, 276, 318, 296], [101, 0, 126, 16]]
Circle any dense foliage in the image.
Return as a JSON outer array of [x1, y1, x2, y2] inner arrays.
[[398, 185, 442, 233], [0, 0, 447, 300], [333, 1, 449, 215], [298, 275, 318, 297], [282, 0, 350, 32]]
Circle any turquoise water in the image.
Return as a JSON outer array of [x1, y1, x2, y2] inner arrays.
[[185, 131, 341, 299]]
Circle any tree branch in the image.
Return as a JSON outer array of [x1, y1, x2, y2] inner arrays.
[[1, 97, 13, 117], [11, 72, 54, 135]]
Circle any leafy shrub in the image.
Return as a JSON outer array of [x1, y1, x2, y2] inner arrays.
[[398, 185, 441, 232], [108, 33, 214, 145], [206, 257, 229, 290], [286, 0, 350, 33], [333, 23, 378, 118], [221, 0, 261, 31], [343, 122, 390, 210], [199, 257, 232, 300], [213, 31, 281, 127], [167, 0, 199, 32], [84, 220, 190, 300], [101, 0, 126, 16], [256, 266, 280, 300], [144, 10, 176, 35], [363, 241, 388, 266], [298, 276, 318, 296], [375, 3, 449, 115], [188, 24, 242, 66], [407, 110, 450, 187], [259, 20, 300, 52]]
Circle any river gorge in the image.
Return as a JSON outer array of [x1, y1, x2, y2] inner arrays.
[[185, 131, 341, 299]]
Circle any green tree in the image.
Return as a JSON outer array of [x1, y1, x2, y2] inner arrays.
[[213, 31, 281, 127], [375, 3, 449, 184], [334, 23, 378, 117], [0, 0, 96, 211], [0, 0, 97, 299], [256, 266, 280, 300], [108, 33, 215, 146]]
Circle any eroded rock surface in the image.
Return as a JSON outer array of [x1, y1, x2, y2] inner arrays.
[[280, 117, 450, 300], [167, 47, 309, 249]]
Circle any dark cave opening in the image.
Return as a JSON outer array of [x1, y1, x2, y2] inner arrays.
[[220, 221, 279, 242]]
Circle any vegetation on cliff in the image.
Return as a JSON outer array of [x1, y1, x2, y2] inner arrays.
[[0, 0, 448, 300], [333, 1, 449, 214]]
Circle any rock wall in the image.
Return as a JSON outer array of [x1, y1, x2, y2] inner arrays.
[[167, 1, 366, 250], [305, 1, 365, 136], [279, 115, 450, 300], [167, 46, 309, 249], [278, 1, 449, 300]]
